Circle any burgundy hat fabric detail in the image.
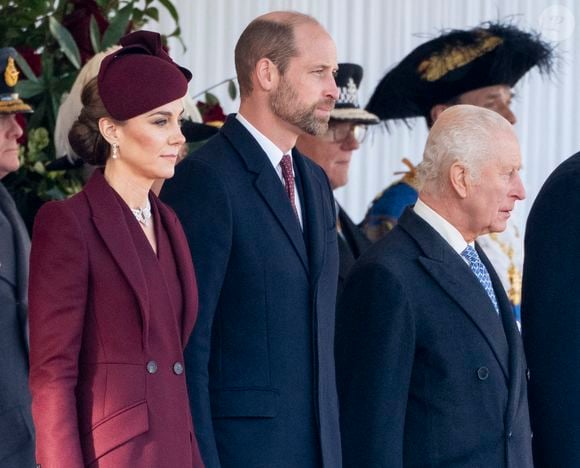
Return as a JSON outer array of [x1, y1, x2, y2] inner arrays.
[[98, 30, 192, 121]]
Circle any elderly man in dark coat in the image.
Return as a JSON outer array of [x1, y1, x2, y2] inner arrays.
[[360, 22, 554, 325], [336, 105, 532, 467], [0, 47, 35, 467]]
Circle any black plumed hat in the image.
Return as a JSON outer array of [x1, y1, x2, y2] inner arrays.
[[365, 22, 555, 123]]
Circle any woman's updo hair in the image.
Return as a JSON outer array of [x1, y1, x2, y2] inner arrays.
[[68, 77, 111, 166], [68, 31, 192, 165]]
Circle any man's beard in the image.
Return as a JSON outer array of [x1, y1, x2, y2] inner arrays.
[[270, 76, 334, 136]]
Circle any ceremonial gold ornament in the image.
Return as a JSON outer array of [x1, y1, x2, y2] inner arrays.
[[489, 232, 522, 306], [4, 56, 19, 87], [417, 34, 503, 82], [396, 158, 420, 190]]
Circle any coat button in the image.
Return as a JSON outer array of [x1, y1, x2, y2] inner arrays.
[[526, 368, 531, 381], [173, 362, 184, 375], [146, 360, 158, 374], [477, 367, 489, 380]]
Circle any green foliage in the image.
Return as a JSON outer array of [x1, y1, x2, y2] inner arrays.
[[204, 92, 220, 106], [0, 0, 52, 48], [3, 127, 85, 230], [101, 3, 133, 49], [14, 127, 83, 201], [228, 79, 238, 100], [49, 16, 82, 69], [2, 1, 182, 154], [0, 0, 183, 226]]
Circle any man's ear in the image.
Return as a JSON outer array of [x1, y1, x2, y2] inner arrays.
[[449, 162, 469, 198], [98, 117, 119, 146], [255, 58, 279, 92], [430, 104, 449, 123]]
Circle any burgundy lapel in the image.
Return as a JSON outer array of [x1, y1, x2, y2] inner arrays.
[[83, 171, 151, 347], [155, 198, 198, 346]]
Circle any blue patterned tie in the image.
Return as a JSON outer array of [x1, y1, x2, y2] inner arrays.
[[461, 245, 499, 314]]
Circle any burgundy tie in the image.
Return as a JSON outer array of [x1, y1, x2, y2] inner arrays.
[[280, 154, 299, 220]]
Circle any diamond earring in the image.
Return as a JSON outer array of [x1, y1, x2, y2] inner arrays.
[[111, 143, 119, 159]]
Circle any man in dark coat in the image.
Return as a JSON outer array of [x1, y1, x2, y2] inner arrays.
[[522, 152, 580, 466], [296, 63, 378, 297], [359, 22, 554, 325], [161, 11, 342, 468], [336, 105, 532, 467], [0, 47, 35, 467], [362, 22, 553, 240]]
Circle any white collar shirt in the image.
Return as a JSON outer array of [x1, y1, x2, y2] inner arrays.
[[413, 198, 472, 261], [236, 113, 303, 227]]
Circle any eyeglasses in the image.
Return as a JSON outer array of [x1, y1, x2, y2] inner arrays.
[[324, 124, 368, 144]]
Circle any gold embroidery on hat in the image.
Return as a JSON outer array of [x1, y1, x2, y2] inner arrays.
[[417, 34, 503, 82], [4, 56, 19, 87]]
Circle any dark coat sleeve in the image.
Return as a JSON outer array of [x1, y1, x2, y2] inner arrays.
[[522, 153, 580, 466], [160, 157, 232, 468], [335, 260, 414, 468]]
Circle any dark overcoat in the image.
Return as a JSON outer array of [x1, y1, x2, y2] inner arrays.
[[522, 151, 580, 467], [161, 115, 341, 468], [0, 183, 35, 467], [336, 208, 532, 468]]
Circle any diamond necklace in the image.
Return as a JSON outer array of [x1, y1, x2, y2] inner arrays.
[[131, 199, 152, 226]]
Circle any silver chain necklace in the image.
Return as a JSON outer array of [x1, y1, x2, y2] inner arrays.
[[131, 199, 152, 226]]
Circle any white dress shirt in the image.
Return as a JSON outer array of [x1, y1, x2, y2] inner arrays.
[[236, 113, 303, 227], [413, 198, 472, 260]]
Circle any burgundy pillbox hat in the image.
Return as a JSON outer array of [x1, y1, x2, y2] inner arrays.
[[98, 30, 192, 120]]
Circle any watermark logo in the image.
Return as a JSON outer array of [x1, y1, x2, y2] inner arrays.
[[538, 4, 575, 42]]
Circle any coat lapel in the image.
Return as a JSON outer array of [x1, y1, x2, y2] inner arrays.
[[156, 199, 198, 345], [485, 248, 525, 428], [0, 182, 30, 342], [83, 171, 151, 346], [337, 234, 355, 284], [399, 208, 510, 379], [221, 117, 309, 273], [338, 205, 371, 259], [337, 205, 370, 283], [293, 150, 329, 284]]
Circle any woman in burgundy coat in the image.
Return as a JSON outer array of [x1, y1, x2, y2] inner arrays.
[[28, 31, 203, 467]]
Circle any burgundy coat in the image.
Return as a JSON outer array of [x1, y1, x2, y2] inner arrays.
[[29, 171, 203, 467]]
